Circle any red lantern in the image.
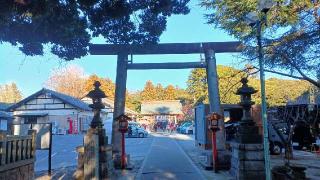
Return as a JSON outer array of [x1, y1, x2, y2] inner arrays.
[[116, 114, 131, 169], [207, 112, 221, 131], [117, 114, 130, 133], [206, 112, 222, 172]]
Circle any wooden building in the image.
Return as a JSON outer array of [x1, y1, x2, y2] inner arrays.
[[7, 88, 102, 134], [0, 103, 13, 131], [140, 100, 183, 124]]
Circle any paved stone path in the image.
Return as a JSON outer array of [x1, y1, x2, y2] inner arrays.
[[136, 134, 205, 180]]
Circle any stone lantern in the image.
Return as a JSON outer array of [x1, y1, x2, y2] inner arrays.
[[235, 77, 261, 144], [84, 81, 110, 179], [86, 81, 107, 128], [230, 77, 265, 180]]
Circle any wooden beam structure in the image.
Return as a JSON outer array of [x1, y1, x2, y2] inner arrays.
[[89, 41, 241, 55], [91, 41, 243, 169], [112, 53, 128, 157], [127, 62, 206, 70]]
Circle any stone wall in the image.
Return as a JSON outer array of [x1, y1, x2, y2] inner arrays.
[[230, 142, 265, 180], [0, 163, 34, 180]]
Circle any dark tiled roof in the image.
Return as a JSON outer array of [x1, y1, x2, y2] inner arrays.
[[0, 103, 13, 111], [141, 100, 183, 115], [0, 111, 13, 119], [45, 89, 91, 111], [8, 88, 91, 111], [287, 93, 320, 105]]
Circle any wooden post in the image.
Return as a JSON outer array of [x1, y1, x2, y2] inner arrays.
[[28, 130, 36, 158], [26, 139, 30, 159], [48, 123, 52, 176], [22, 139, 26, 160], [205, 49, 226, 151], [12, 139, 16, 162], [112, 53, 128, 163], [17, 139, 22, 161], [0, 131, 7, 165], [7, 141, 12, 163]]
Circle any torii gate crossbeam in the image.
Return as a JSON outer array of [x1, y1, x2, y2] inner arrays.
[[89, 41, 241, 169], [90, 41, 241, 55]]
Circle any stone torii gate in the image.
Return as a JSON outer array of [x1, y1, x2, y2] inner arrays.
[[89, 41, 241, 167]]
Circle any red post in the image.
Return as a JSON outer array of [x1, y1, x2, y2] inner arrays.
[[212, 131, 218, 172], [68, 118, 73, 134], [121, 132, 126, 169]]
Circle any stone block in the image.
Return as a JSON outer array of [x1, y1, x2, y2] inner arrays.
[[231, 158, 265, 171], [236, 126, 262, 144], [231, 167, 265, 179], [0, 172, 5, 180], [230, 142, 264, 151], [232, 148, 264, 161], [216, 150, 231, 170], [230, 142, 266, 179]]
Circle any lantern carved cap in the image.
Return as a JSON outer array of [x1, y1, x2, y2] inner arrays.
[[206, 112, 222, 121], [86, 81, 107, 99], [236, 78, 257, 95]]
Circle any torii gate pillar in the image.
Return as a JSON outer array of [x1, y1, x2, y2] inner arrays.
[[112, 52, 128, 167], [205, 49, 227, 169]]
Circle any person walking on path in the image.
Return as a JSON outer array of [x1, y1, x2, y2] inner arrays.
[[169, 122, 175, 134]]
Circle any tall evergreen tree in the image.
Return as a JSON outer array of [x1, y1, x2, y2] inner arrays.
[[0, 83, 23, 103], [155, 83, 165, 100], [0, 0, 190, 60], [141, 80, 157, 101], [164, 85, 176, 100]]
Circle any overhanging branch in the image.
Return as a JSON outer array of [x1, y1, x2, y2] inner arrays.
[[251, 66, 304, 80]]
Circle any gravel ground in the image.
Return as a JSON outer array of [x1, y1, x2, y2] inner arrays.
[[35, 166, 76, 180], [270, 152, 320, 180]]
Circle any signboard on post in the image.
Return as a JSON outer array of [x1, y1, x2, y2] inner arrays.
[[32, 123, 51, 150], [32, 123, 53, 176]]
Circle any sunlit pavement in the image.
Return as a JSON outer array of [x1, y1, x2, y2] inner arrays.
[[135, 132, 206, 180], [34, 132, 320, 180], [35, 135, 83, 172]]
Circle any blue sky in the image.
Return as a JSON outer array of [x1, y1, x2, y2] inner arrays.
[[0, 1, 258, 97]]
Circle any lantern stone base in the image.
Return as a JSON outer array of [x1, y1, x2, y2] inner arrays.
[[236, 125, 262, 144], [113, 154, 132, 169], [215, 150, 231, 171], [230, 142, 265, 180], [73, 127, 113, 179], [199, 150, 231, 171]]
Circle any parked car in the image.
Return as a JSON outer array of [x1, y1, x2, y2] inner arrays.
[[181, 124, 194, 134], [126, 125, 148, 138], [177, 122, 192, 134], [225, 121, 287, 155], [268, 122, 288, 155], [129, 121, 142, 128]]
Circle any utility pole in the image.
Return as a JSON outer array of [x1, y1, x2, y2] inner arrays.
[[257, 13, 271, 180]]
